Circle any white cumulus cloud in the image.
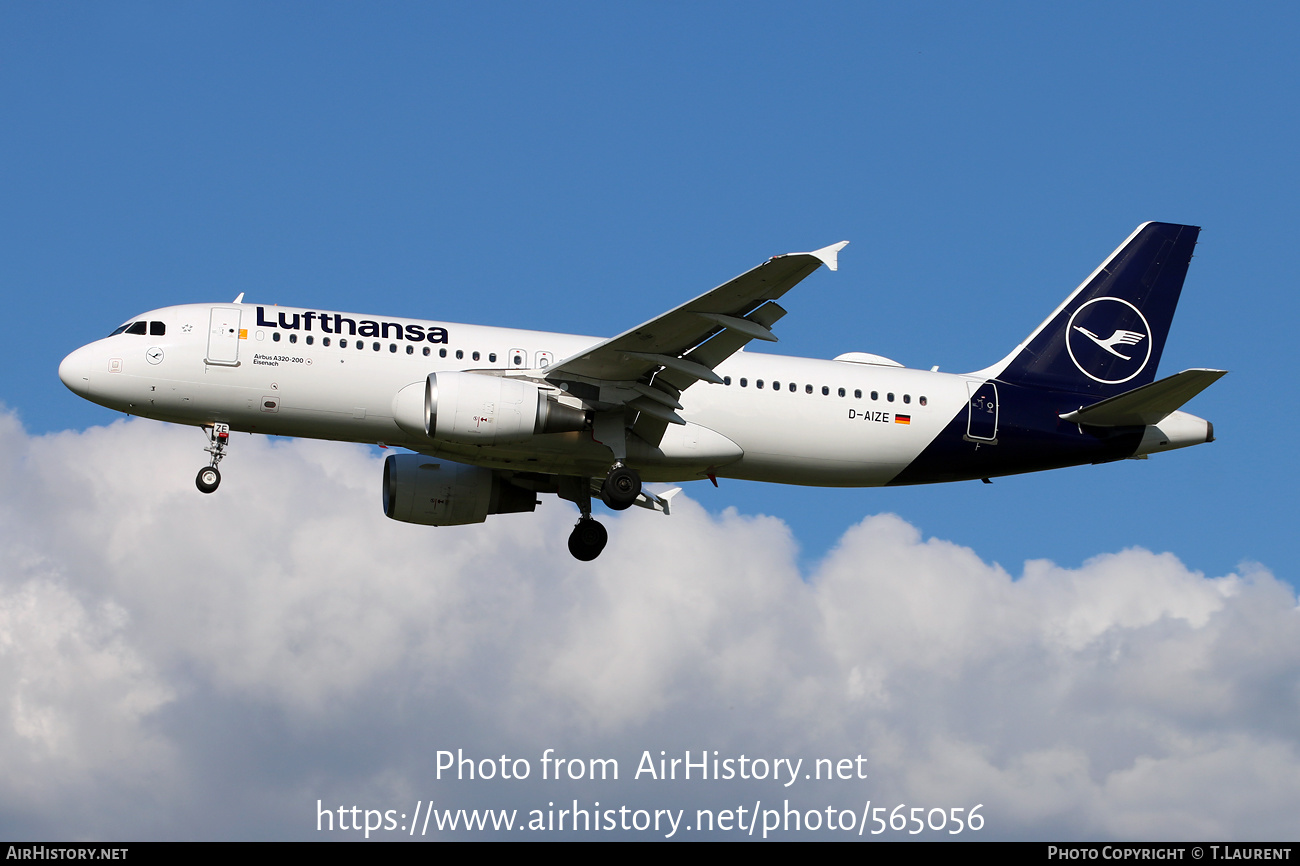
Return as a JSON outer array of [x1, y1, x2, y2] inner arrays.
[[0, 410, 1294, 840]]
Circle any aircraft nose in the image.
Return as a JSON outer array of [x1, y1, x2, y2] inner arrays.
[[59, 346, 92, 396]]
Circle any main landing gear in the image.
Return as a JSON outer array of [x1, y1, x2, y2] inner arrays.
[[196, 423, 230, 494], [564, 476, 609, 561], [600, 463, 641, 511], [568, 517, 608, 562], [560, 463, 643, 560], [556, 468, 628, 562]]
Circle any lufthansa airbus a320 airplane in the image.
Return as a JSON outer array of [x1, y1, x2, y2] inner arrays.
[[60, 222, 1223, 560]]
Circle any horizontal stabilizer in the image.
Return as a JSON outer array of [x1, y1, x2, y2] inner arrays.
[[586, 482, 682, 515], [1060, 368, 1227, 427], [638, 487, 682, 515]]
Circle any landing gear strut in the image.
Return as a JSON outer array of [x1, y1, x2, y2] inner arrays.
[[558, 463, 641, 560], [600, 463, 641, 511], [196, 423, 230, 494], [559, 475, 609, 561]]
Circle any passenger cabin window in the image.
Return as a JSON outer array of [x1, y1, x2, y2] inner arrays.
[[272, 332, 281, 342]]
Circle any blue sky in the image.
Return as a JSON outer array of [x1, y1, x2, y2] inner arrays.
[[1, 2, 1297, 840], [6, 2, 1295, 577]]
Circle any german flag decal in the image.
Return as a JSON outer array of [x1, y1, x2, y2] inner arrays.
[[895, 414, 911, 425]]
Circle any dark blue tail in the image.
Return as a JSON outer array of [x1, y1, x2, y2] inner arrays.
[[992, 222, 1200, 398]]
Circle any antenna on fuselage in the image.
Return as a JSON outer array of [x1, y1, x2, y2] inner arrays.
[[232, 292, 245, 304]]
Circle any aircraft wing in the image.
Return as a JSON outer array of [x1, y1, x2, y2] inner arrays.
[[544, 241, 847, 429]]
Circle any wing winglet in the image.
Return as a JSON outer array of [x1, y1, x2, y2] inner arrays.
[[805, 240, 849, 272]]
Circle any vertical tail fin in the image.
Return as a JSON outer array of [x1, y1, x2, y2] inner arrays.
[[988, 222, 1200, 397]]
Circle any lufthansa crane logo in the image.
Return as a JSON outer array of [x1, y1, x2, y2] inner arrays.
[[1065, 297, 1152, 384]]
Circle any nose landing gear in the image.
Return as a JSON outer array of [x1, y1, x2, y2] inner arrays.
[[196, 423, 230, 494]]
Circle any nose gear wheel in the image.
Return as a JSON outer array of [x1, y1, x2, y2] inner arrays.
[[196, 466, 221, 494]]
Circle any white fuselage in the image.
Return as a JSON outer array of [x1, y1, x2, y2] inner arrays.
[[56, 224, 1221, 564], [59, 302, 969, 485]]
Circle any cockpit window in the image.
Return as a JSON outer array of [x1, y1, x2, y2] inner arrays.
[[110, 320, 165, 336]]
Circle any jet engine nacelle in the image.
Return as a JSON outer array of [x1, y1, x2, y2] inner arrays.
[[392, 372, 588, 445], [382, 453, 537, 526]]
